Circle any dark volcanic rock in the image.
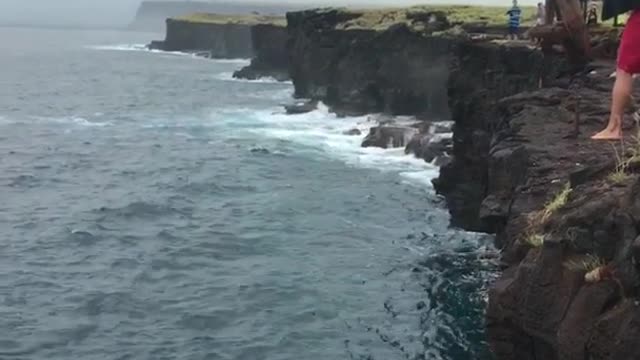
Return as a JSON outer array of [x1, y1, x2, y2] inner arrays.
[[233, 24, 290, 81], [433, 41, 568, 232], [432, 36, 640, 359], [158, 18, 254, 58], [284, 100, 318, 115], [286, 9, 456, 118], [405, 133, 453, 163], [361, 126, 418, 149], [147, 40, 165, 50]]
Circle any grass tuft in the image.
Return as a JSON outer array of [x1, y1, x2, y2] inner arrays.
[[543, 183, 572, 218], [564, 254, 606, 272], [524, 233, 545, 247]]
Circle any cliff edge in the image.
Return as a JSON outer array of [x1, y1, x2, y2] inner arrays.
[[435, 30, 640, 360], [148, 13, 285, 59]]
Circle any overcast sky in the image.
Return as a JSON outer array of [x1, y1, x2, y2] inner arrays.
[[0, 0, 539, 27]]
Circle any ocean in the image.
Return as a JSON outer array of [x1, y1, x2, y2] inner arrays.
[[0, 27, 496, 360]]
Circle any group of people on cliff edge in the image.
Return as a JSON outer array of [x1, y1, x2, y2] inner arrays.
[[505, 1, 546, 39]]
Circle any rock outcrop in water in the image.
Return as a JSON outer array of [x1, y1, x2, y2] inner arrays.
[[286, 7, 640, 359]]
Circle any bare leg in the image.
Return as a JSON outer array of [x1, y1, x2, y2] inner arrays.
[[592, 69, 633, 140]]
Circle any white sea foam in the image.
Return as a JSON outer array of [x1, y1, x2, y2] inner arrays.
[[211, 59, 252, 65], [87, 43, 214, 60], [214, 71, 292, 85], [37, 116, 111, 127], [88, 43, 150, 52], [214, 102, 442, 189]]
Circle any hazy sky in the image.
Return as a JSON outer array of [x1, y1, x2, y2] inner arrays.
[[0, 0, 539, 27]]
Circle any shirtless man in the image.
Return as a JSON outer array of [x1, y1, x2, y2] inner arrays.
[[592, 9, 640, 140]]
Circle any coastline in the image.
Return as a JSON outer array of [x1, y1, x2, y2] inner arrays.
[[145, 6, 639, 359]]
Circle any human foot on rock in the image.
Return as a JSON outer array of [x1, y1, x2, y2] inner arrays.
[[591, 128, 623, 140]]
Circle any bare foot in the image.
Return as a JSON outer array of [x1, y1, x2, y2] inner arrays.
[[591, 128, 623, 140]]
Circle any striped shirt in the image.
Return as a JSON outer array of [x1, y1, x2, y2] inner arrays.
[[507, 6, 522, 28]]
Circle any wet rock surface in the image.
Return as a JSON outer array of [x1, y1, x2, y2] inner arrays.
[[284, 100, 318, 115], [361, 126, 418, 149]]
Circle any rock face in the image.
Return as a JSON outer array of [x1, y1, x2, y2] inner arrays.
[[435, 36, 640, 359], [361, 126, 418, 149], [233, 24, 290, 81], [153, 18, 254, 58], [433, 41, 568, 232], [286, 9, 458, 118]]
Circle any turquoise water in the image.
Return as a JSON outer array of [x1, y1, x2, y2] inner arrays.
[[0, 27, 496, 360]]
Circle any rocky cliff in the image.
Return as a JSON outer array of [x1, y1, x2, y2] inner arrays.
[[435, 34, 640, 360], [148, 14, 285, 59], [157, 18, 252, 58], [286, 8, 454, 118], [233, 24, 290, 81]]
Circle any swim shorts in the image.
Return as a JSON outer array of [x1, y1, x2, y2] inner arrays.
[[618, 10, 640, 74]]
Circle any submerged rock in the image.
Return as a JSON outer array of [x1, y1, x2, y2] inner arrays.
[[361, 126, 418, 149], [284, 100, 318, 115], [343, 128, 362, 136]]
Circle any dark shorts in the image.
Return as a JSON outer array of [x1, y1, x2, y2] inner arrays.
[[509, 26, 519, 35]]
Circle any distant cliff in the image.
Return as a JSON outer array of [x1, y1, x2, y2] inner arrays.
[[148, 14, 285, 59], [130, 1, 302, 32], [286, 8, 454, 118], [233, 24, 290, 81]]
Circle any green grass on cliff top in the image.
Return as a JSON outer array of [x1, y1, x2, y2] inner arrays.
[[337, 5, 537, 30], [174, 13, 286, 26]]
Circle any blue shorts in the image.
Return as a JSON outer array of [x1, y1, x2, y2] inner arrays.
[[509, 26, 519, 35]]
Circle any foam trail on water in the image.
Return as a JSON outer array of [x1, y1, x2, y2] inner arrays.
[[87, 44, 225, 61], [36, 116, 111, 127], [211, 59, 252, 65], [88, 44, 149, 52]]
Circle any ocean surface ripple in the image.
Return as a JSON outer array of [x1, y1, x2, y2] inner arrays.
[[0, 28, 496, 360]]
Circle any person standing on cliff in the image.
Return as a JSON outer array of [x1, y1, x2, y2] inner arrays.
[[536, 2, 546, 25], [506, 0, 522, 40], [592, 9, 640, 140]]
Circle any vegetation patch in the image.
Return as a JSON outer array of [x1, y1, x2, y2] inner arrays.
[[520, 182, 572, 248], [174, 13, 286, 26], [523, 233, 545, 248], [335, 5, 536, 30], [563, 254, 606, 272]]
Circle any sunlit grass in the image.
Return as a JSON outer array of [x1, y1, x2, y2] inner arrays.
[[174, 13, 285, 26], [564, 254, 606, 272]]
